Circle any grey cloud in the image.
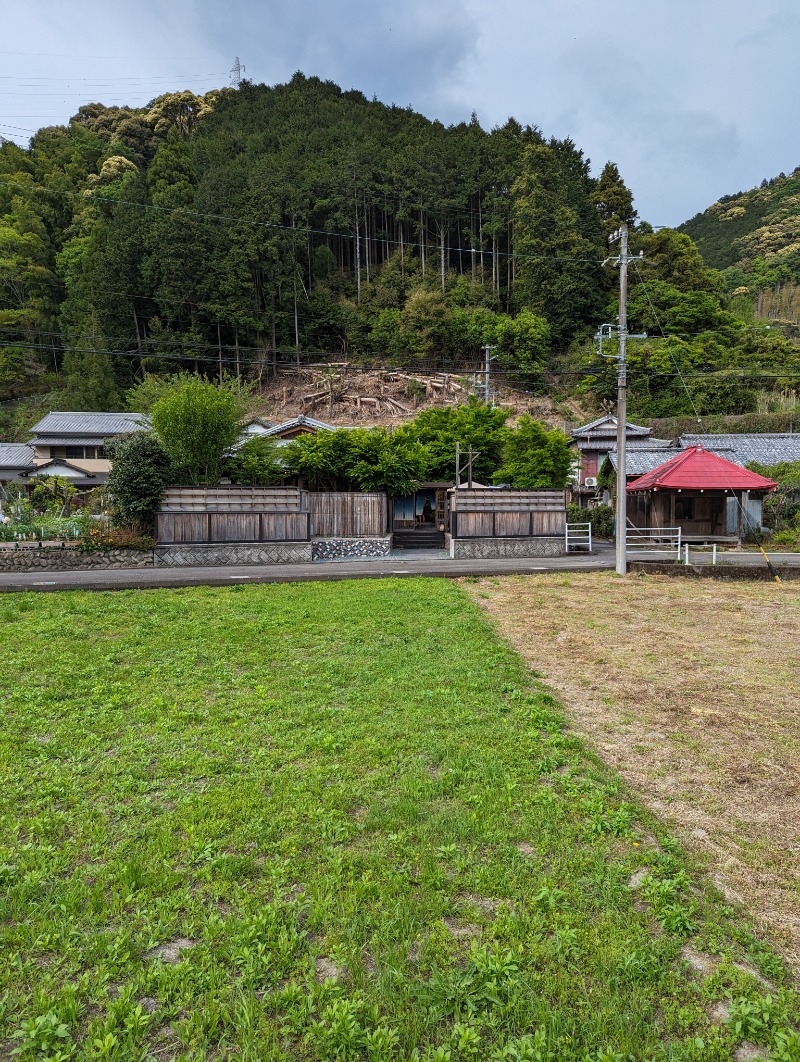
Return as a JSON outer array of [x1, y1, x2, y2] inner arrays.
[[189, 0, 479, 109], [2, 0, 798, 225]]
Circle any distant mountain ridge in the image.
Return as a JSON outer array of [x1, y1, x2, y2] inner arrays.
[[680, 167, 800, 284]]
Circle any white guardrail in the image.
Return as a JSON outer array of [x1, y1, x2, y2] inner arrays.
[[565, 522, 592, 552], [625, 526, 682, 557]]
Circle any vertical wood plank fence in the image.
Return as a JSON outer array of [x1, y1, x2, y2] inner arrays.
[[449, 488, 567, 538], [308, 492, 387, 537], [156, 488, 387, 544]]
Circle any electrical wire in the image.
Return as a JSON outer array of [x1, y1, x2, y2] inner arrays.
[[629, 259, 783, 577], [0, 74, 228, 83], [0, 336, 797, 386], [0, 175, 607, 266]]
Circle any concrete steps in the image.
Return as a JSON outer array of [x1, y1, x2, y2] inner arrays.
[[393, 530, 445, 549]]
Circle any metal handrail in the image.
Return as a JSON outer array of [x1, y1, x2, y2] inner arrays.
[[625, 526, 682, 557], [566, 522, 593, 552]]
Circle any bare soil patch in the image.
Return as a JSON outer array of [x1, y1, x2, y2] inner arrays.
[[443, 918, 481, 939], [146, 938, 195, 964], [314, 956, 343, 983], [465, 572, 800, 969]]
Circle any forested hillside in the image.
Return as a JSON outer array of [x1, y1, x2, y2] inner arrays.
[[680, 167, 800, 324], [681, 167, 800, 276], [1, 74, 799, 437]]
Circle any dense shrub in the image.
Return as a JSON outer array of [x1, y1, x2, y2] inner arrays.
[[106, 432, 173, 535], [568, 502, 614, 538], [76, 528, 154, 552]]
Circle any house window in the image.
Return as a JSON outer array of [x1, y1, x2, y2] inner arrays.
[[65, 446, 85, 458], [675, 498, 695, 521]]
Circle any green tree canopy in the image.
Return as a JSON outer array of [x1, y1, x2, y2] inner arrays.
[[225, 435, 284, 486], [150, 378, 241, 484], [395, 399, 510, 482], [284, 427, 426, 495], [494, 416, 575, 488]]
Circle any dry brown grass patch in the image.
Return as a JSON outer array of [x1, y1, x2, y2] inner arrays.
[[464, 572, 800, 971]]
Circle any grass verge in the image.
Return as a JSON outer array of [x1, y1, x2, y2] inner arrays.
[[0, 579, 798, 1060]]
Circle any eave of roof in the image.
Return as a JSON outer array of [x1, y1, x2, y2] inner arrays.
[[29, 412, 150, 438], [680, 433, 800, 465], [0, 442, 35, 468], [571, 414, 651, 439], [262, 415, 338, 437], [607, 448, 681, 476]]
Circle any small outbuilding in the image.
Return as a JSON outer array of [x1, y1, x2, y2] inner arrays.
[[626, 445, 778, 542]]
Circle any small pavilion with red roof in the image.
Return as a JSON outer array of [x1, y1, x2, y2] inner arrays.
[[626, 445, 777, 542]]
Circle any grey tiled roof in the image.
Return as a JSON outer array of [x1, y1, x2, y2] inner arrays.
[[29, 412, 150, 439], [681, 434, 800, 467], [571, 414, 651, 439], [262, 415, 338, 437], [607, 449, 681, 476], [0, 443, 35, 468], [625, 438, 674, 450]]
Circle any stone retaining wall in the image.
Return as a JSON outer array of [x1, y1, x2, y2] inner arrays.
[[629, 560, 800, 581], [448, 536, 565, 560], [153, 543, 313, 567], [0, 548, 154, 572], [312, 536, 392, 560], [0, 539, 393, 571]]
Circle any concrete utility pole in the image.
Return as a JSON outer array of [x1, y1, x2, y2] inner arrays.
[[599, 230, 646, 574], [606, 223, 635, 575], [482, 345, 497, 405]]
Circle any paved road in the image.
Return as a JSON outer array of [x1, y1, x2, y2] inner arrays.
[[0, 546, 615, 593], [2, 543, 797, 593]]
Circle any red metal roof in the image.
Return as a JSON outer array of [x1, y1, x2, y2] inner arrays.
[[627, 445, 778, 492]]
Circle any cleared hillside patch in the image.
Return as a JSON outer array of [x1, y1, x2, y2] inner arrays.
[[0, 580, 797, 1059], [465, 572, 800, 975]]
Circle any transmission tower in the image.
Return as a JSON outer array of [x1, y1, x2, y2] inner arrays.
[[230, 57, 246, 88]]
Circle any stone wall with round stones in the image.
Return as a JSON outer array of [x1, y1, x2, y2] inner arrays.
[[448, 536, 564, 559], [0, 548, 154, 572], [312, 536, 392, 560]]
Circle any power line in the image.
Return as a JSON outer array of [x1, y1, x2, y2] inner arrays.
[[0, 74, 228, 83], [0, 337, 798, 384], [0, 51, 230, 60], [0, 176, 609, 266]]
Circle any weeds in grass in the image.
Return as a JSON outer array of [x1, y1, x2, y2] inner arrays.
[[0, 580, 797, 1059]]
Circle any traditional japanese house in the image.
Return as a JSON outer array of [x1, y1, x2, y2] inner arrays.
[[260, 415, 338, 440], [679, 432, 800, 466], [0, 443, 35, 488], [570, 415, 665, 503], [25, 411, 150, 486]]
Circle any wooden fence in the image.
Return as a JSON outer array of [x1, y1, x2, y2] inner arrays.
[[449, 488, 567, 538], [155, 487, 387, 544], [309, 492, 387, 537]]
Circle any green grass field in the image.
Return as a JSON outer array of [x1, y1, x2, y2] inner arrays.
[[0, 580, 797, 1061]]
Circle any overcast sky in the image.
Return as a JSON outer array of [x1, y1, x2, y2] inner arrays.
[[2, 0, 798, 226]]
